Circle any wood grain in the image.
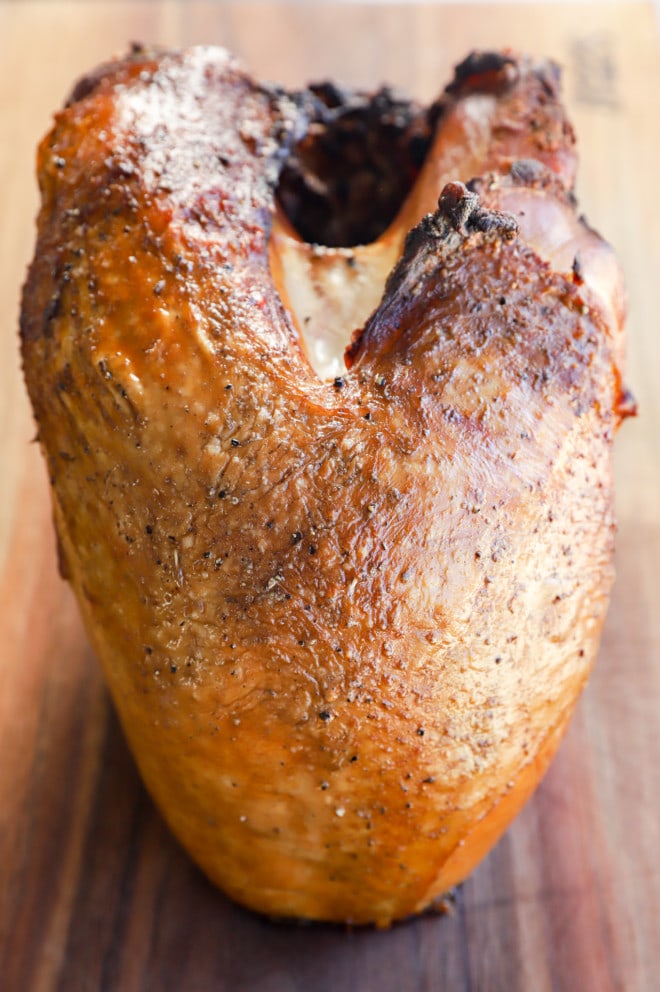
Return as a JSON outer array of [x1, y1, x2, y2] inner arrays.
[[1, 3, 659, 990]]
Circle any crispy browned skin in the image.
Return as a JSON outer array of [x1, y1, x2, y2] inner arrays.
[[21, 46, 630, 926]]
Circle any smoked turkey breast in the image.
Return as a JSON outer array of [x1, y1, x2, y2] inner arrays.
[[21, 46, 632, 925]]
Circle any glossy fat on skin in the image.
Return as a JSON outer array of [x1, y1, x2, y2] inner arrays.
[[22, 46, 626, 925]]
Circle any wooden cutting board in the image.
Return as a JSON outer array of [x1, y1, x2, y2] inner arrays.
[[1, 3, 659, 990]]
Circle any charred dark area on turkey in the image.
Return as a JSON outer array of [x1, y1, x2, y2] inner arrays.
[[446, 51, 519, 95], [438, 181, 519, 237], [385, 183, 517, 295], [276, 83, 440, 247], [346, 184, 519, 367], [275, 49, 565, 250], [446, 49, 560, 100]]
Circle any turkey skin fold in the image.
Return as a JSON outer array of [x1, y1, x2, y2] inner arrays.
[[21, 46, 632, 926]]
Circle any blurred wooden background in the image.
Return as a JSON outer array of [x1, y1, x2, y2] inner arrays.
[[1, 3, 659, 990]]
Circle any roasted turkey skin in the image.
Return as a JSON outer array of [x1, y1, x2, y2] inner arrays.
[[20, 46, 631, 926]]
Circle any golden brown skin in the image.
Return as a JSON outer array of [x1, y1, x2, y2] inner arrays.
[[21, 46, 630, 926]]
